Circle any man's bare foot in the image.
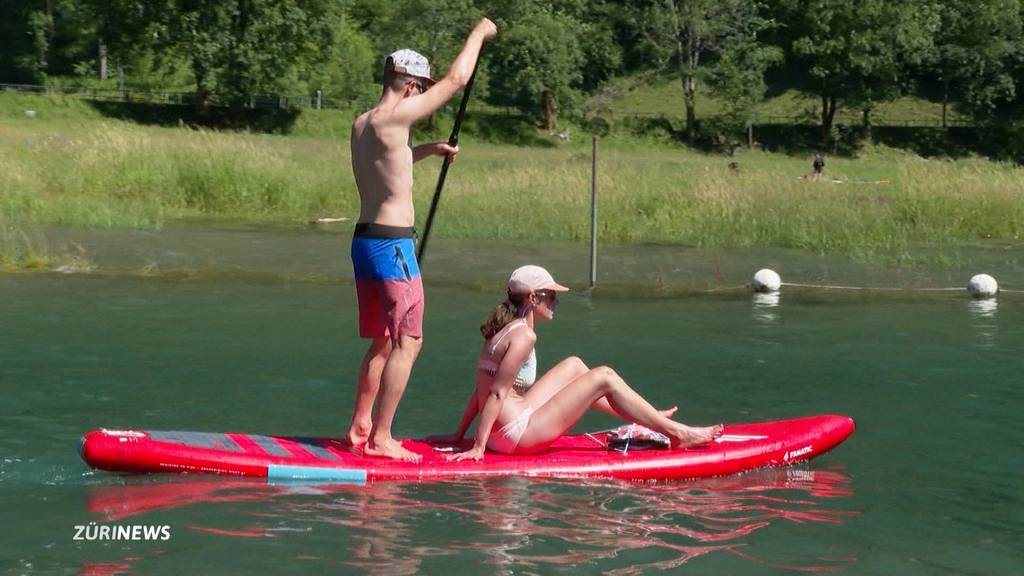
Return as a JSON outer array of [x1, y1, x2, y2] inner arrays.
[[668, 424, 724, 449], [364, 438, 422, 462], [659, 406, 679, 419], [346, 433, 368, 448], [346, 421, 371, 447]]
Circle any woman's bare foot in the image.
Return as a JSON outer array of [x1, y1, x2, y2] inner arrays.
[[668, 424, 724, 449], [364, 437, 422, 462]]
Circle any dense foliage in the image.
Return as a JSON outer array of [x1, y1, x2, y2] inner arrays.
[[2, 0, 1022, 142]]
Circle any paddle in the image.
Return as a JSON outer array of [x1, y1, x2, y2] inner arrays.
[[416, 59, 481, 264]]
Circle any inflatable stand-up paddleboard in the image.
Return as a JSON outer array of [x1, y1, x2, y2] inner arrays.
[[80, 414, 854, 484]]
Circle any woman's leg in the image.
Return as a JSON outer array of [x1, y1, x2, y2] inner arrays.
[[524, 357, 677, 420], [517, 366, 721, 452], [522, 356, 588, 406]]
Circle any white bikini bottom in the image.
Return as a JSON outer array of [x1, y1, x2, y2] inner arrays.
[[487, 404, 535, 454]]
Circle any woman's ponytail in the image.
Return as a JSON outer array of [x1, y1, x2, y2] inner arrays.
[[480, 293, 526, 338]]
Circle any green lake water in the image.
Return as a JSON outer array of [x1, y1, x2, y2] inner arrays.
[[2, 226, 1022, 574]]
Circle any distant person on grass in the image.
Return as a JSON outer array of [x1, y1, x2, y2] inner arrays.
[[347, 18, 498, 462], [439, 265, 723, 462], [812, 153, 825, 181]]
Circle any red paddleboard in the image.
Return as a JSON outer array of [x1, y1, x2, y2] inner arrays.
[[80, 414, 854, 483]]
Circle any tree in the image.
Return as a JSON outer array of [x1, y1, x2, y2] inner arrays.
[[151, 0, 336, 111], [375, 0, 481, 70], [636, 0, 770, 145], [1, 0, 165, 85], [560, 0, 624, 92], [705, 5, 782, 143], [923, 0, 1023, 127], [774, 0, 940, 142], [307, 15, 377, 106], [25, 9, 53, 81], [0, 0, 56, 83], [77, 0, 163, 84], [488, 7, 585, 130]]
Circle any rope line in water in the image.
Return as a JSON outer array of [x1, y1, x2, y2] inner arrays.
[[781, 282, 1022, 294], [701, 284, 1021, 294], [707, 285, 751, 292], [782, 282, 961, 292]]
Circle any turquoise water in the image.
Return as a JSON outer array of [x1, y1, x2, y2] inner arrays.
[[2, 227, 1023, 574]]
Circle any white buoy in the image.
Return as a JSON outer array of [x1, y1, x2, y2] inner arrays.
[[24, 110, 36, 118], [967, 274, 998, 298], [752, 269, 781, 293]]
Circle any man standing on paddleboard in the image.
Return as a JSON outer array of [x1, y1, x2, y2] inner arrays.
[[348, 19, 497, 462]]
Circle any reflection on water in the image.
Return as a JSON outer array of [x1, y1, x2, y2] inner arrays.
[[968, 298, 999, 348], [78, 562, 135, 576], [753, 292, 781, 324], [83, 468, 858, 574], [967, 298, 998, 319]]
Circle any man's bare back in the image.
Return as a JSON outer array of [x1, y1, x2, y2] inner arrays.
[[351, 108, 416, 227]]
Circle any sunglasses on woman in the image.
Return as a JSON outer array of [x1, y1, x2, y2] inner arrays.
[[536, 290, 558, 302]]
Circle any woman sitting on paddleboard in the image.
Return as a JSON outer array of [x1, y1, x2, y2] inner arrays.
[[445, 265, 722, 461]]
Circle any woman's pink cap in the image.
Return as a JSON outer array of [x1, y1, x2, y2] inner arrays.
[[507, 265, 570, 294]]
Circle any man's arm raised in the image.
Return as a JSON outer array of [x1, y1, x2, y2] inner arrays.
[[394, 18, 497, 125]]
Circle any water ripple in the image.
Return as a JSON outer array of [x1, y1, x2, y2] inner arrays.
[[80, 467, 858, 574]]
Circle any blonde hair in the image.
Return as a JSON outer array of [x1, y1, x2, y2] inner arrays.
[[480, 293, 528, 339]]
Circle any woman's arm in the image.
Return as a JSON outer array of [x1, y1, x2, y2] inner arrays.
[[450, 333, 535, 461], [457, 385, 507, 460]]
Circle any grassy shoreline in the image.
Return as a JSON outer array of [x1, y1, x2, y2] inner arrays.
[[1, 97, 1022, 268]]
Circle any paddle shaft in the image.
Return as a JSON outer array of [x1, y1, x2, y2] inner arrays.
[[416, 62, 479, 264]]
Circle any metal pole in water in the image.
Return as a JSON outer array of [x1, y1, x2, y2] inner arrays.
[[590, 136, 598, 288]]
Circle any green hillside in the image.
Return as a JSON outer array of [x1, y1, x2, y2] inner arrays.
[[589, 75, 971, 127]]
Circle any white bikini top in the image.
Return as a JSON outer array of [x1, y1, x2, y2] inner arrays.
[[477, 319, 537, 392]]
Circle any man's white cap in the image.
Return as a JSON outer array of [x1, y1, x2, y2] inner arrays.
[[385, 49, 436, 85], [507, 265, 570, 295]]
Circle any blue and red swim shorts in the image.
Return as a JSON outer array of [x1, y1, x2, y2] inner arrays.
[[350, 223, 424, 339]]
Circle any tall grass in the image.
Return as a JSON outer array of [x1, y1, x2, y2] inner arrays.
[[0, 122, 353, 227], [429, 143, 1022, 261], [1, 117, 1021, 264]]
